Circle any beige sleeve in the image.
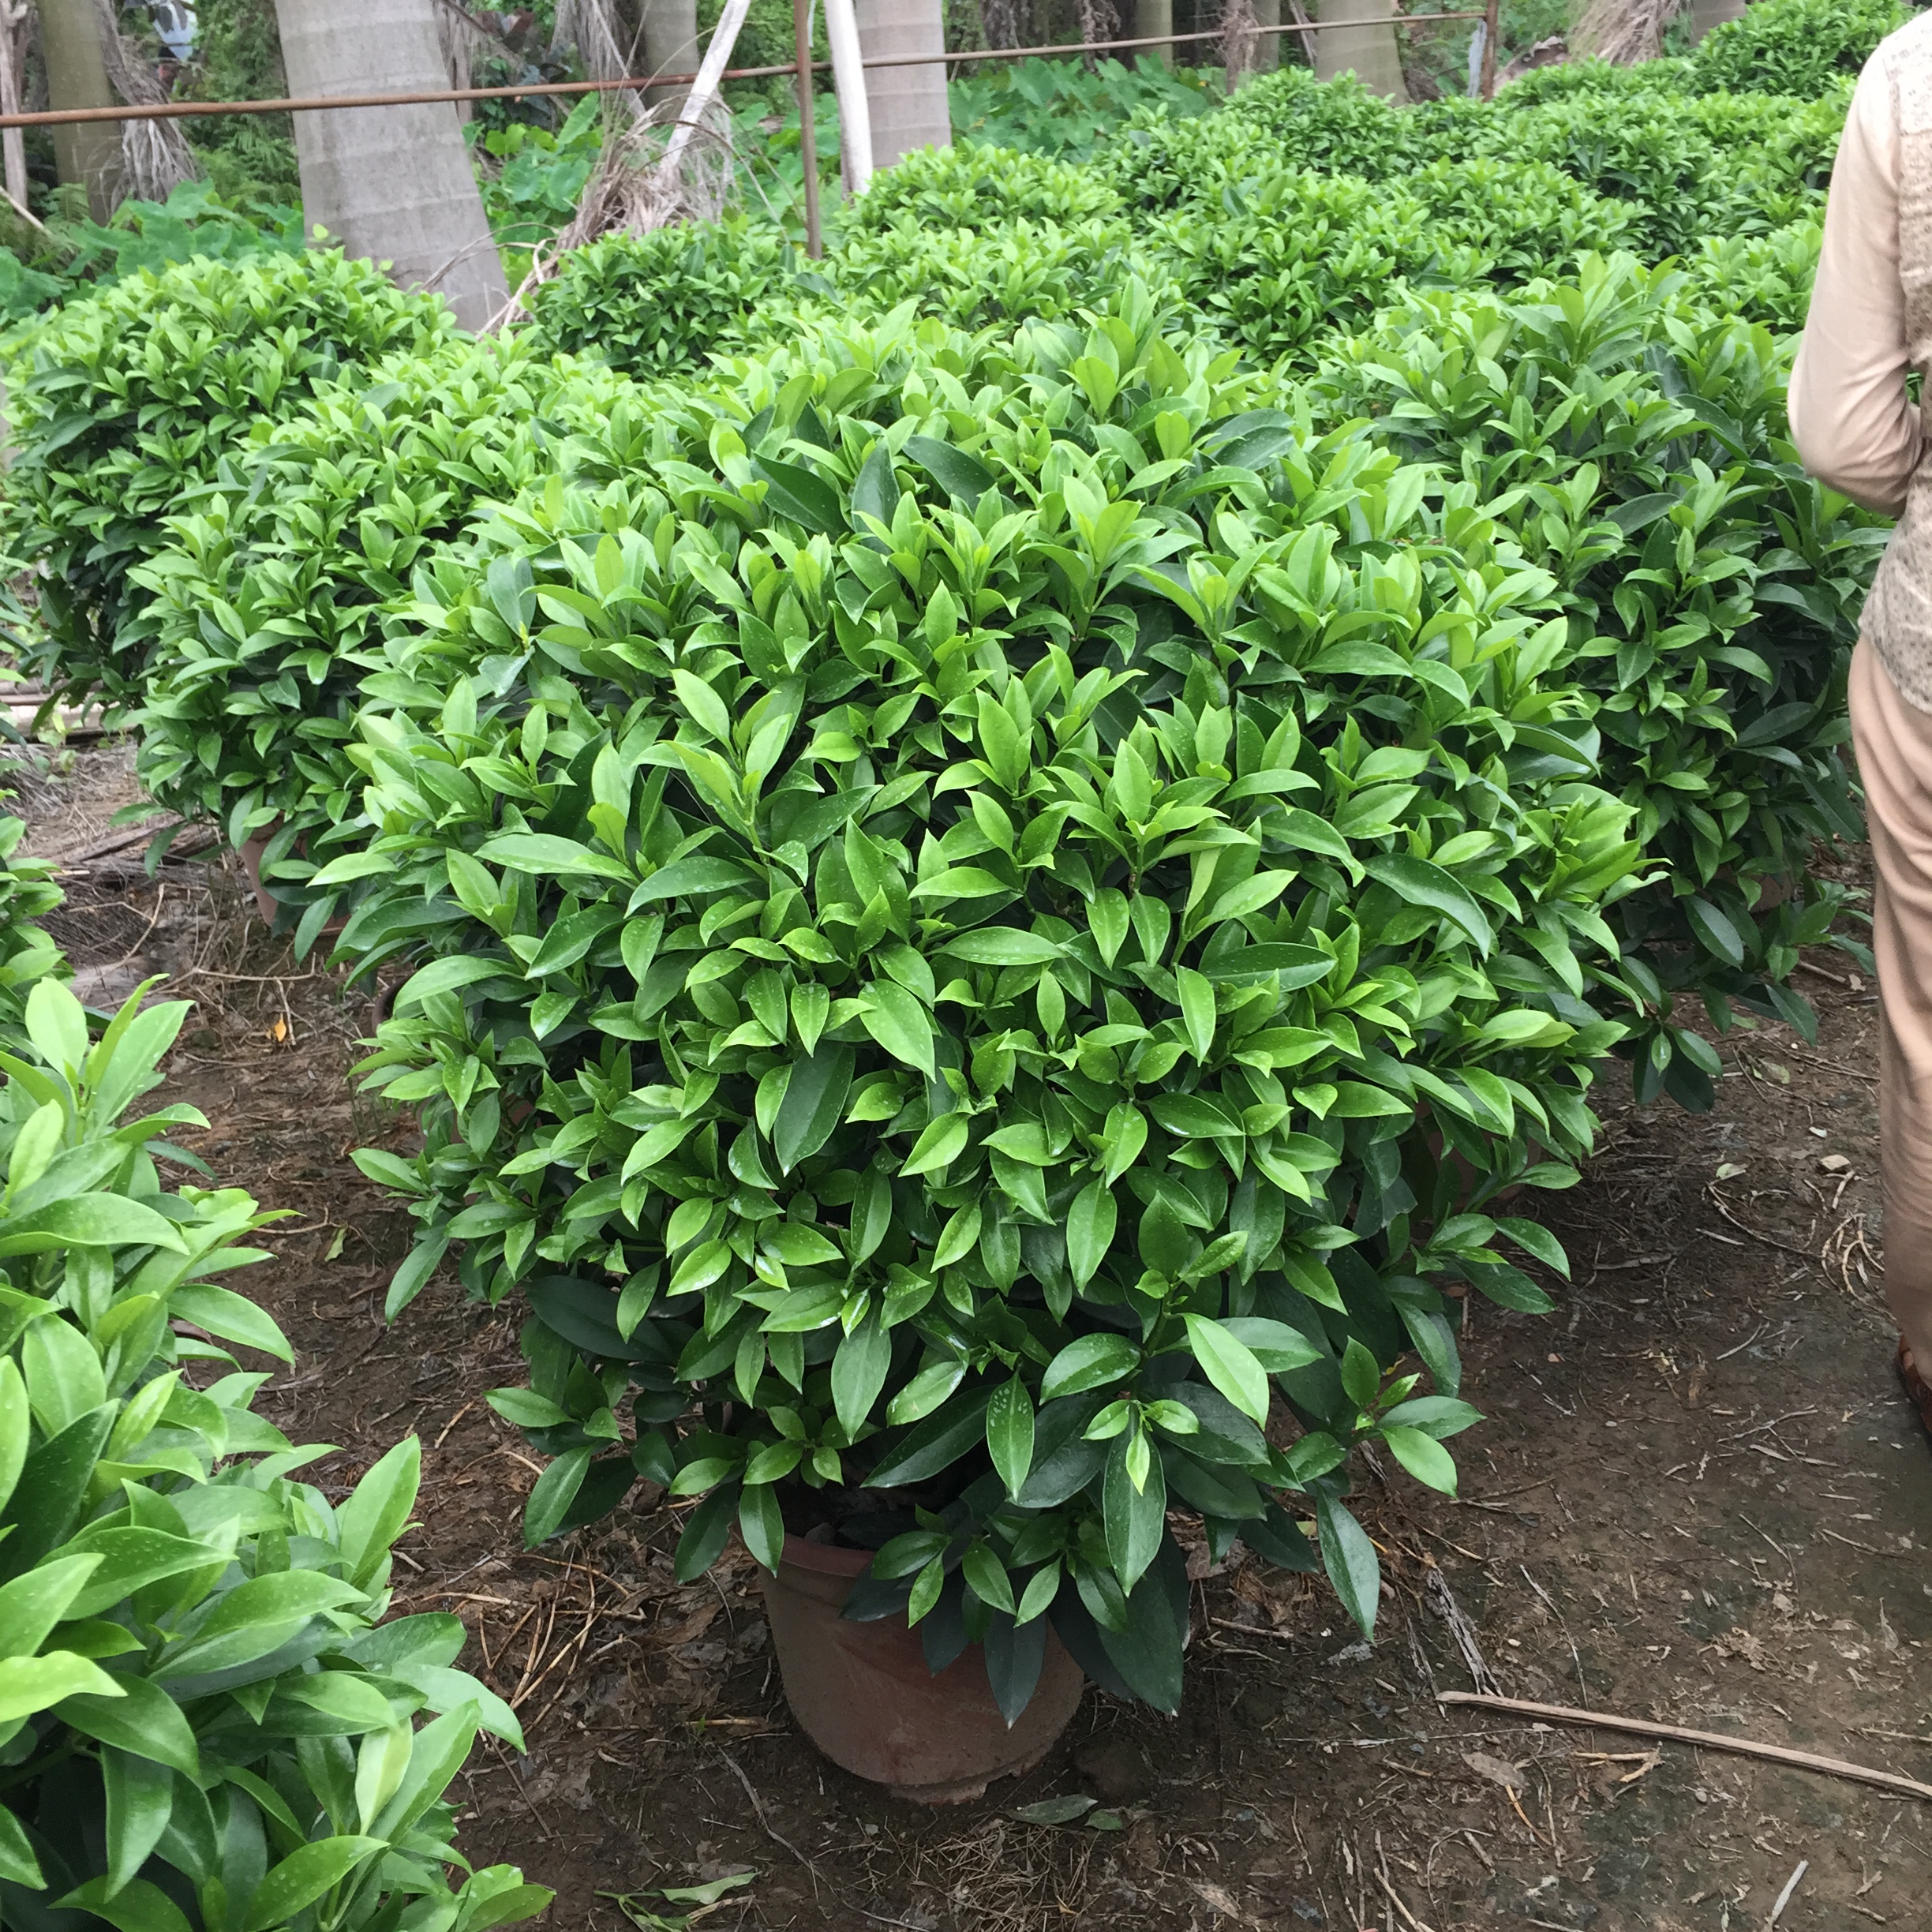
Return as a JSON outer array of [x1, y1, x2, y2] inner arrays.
[[1791, 52, 1919, 516]]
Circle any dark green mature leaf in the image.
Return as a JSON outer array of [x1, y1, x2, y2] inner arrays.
[[904, 435, 996, 503], [866, 1383, 995, 1488], [772, 1046, 854, 1173], [753, 456, 844, 534]]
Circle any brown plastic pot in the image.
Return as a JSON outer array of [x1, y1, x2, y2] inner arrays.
[[758, 1534, 1084, 1804]]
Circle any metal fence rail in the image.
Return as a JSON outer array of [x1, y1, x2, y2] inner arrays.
[[0, 11, 1492, 131]]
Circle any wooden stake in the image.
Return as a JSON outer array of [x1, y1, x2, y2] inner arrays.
[[1438, 1692, 1932, 1803], [1478, 0, 1499, 97]]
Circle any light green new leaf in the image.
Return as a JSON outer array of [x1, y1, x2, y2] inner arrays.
[[240, 1835, 385, 1932], [858, 980, 936, 1079], [1381, 1425, 1458, 1496], [1181, 1316, 1270, 1425]]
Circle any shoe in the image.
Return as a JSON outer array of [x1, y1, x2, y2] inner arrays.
[[1898, 1339, 1932, 1439]]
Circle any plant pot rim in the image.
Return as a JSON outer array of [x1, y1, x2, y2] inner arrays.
[[779, 1532, 871, 1579]]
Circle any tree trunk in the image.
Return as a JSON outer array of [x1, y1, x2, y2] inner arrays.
[[1134, 0, 1171, 66], [272, 0, 509, 331], [0, 2, 29, 212], [853, 0, 949, 171], [1252, 0, 1280, 75], [39, 0, 119, 219], [1312, 0, 1408, 101], [1689, 0, 1746, 42], [642, 0, 699, 116]]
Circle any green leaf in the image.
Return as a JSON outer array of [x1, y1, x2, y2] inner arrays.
[[962, 1543, 1015, 1615], [0, 1552, 101, 1657], [57, 1674, 199, 1776], [337, 1436, 421, 1586], [241, 1835, 384, 1932], [163, 1283, 294, 1361], [937, 927, 1061, 966], [1175, 966, 1216, 1061], [986, 1376, 1035, 1500], [1339, 1335, 1382, 1410], [752, 455, 844, 534], [1683, 895, 1746, 968], [54, 1878, 193, 1932], [857, 980, 935, 1080], [1218, 1317, 1322, 1373], [1102, 1432, 1166, 1593], [524, 1447, 592, 1544], [830, 1317, 890, 1437], [1013, 1795, 1096, 1825], [104, 1747, 174, 1898], [0, 1195, 187, 1256], [0, 1802, 41, 1887], [739, 1482, 784, 1572], [670, 668, 734, 744], [1065, 1180, 1117, 1290], [866, 1383, 994, 1488], [1382, 1425, 1458, 1496], [1316, 1495, 1380, 1638], [1364, 854, 1492, 955], [772, 1045, 853, 1173], [475, 832, 631, 882], [851, 439, 902, 532], [0, 1650, 125, 1720], [1039, 1334, 1139, 1403], [900, 1111, 968, 1178], [904, 434, 996, 504], [1181, 1316, 1269, 1425]]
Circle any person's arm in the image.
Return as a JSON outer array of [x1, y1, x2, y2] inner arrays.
[[1791, 52, 1917, 515]]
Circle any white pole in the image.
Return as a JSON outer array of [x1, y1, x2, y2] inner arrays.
[[660, 0, 756, 170], [823, 0, 872, 196]]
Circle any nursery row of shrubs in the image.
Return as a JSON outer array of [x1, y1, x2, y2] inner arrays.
[[0, 839, 549, 1927], [0, 0, 1885, 1717]]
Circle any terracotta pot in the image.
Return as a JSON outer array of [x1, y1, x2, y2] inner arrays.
[[237, 822, 346, 940], [237, 828, 279, 928], [758, 1534, 1084, 1804]]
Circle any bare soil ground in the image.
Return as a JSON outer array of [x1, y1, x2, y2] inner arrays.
[[13, 747, 1931, 1932]]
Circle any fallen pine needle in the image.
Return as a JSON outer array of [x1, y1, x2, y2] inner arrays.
[[1437, 1693, 1932, 1803]]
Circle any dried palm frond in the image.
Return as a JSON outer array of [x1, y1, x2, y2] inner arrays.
[[552, 92, 732, 249], [492, 0, 753, 331], [552, 0, 649, 119], [553, 0, 638, 79], [94, 0, 197, 206], [1571, 0, 1683, 65]]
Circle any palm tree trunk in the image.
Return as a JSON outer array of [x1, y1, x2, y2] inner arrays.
[[853, 0, 949, 170], [1312, 0, 1409, 102], [272, 0, 509, 331], [39, 0, 120, 219], [1252, 0, 1281, 74], [1134, 0, 1172, 66], [0, 2, 30, 212], [1689, 0, 1745, 41], [642, 0, 700, 114]]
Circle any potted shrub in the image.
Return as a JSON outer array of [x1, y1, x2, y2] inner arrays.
[[333, 305, 1641, 1795]]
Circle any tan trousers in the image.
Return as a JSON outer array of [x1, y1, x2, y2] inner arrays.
[[1848, 641, 1932, 1368]]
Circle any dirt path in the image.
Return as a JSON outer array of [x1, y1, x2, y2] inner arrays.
[[13, 750, 1930, 1932]]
